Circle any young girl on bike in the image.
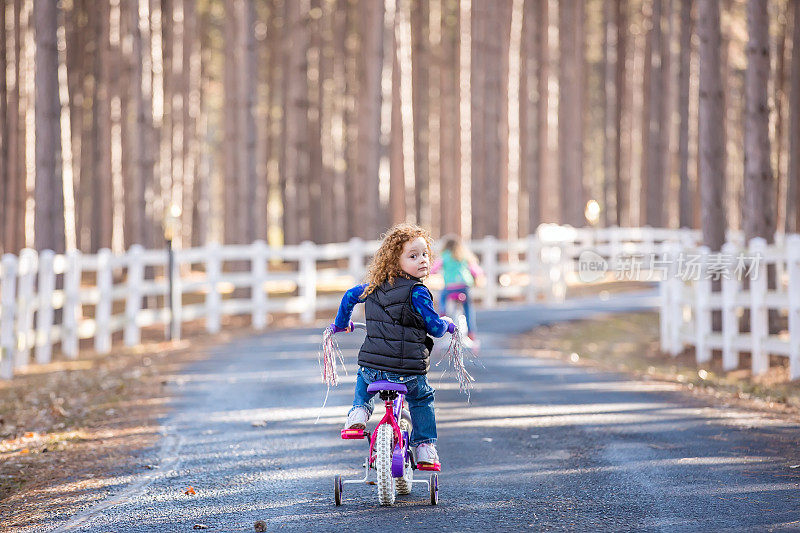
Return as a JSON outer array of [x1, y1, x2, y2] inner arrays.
[[430, 235, 483, 342], [329, 223, 454, 470]]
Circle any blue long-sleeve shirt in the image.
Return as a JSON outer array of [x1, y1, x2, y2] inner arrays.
[[334, 283, 450, 337]]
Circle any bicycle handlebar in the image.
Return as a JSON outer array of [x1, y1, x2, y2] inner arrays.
[[352, 322, 367, 331]]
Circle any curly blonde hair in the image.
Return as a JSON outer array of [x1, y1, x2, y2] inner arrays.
[[361, 223, 433, 297]]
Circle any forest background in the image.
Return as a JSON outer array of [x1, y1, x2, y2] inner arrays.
[[0, 0, 798, 257]]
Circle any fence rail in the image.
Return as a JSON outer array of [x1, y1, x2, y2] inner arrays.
[[659, 234, 800, 380], [8, 225, 792, 381]]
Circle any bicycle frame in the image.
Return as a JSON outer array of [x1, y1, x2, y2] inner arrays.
[[343, 391, 409, 486]]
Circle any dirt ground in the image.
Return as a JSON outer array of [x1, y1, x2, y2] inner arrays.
[[513, 311, 800, 419], [0, 313, 309, 532]]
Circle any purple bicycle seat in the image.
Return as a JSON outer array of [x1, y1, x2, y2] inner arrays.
[[367, 380, 408, 394]]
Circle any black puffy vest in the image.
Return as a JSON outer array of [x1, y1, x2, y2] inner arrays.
[[357, 276, 435, 375]]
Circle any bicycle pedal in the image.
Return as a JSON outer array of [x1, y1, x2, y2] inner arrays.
[[416, 462, 441, 472], [341, 428, 366, 439]]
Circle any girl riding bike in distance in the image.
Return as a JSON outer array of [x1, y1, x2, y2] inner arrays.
[[430, 235, 483, 344]]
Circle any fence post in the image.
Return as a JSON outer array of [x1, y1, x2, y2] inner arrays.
[[349, 237, 365, 282], [787, 234, 800, 380], [0, 254, 18, 379], [206, 243, 221, 334], [544, 244, 565, 302], [35, 250, 56, 364], [694, 246, 711, 363], [300, 241, 317, 323], [749, 237, 768, 375], [95, 248, 113, 354], [668, 242, 683, 356], [658, 242, 671, 354], [609, 226, 621, 268], [124, 245, 144, 346], [252, 240, 268, 329], [526, 235, 541, 303], [16, 249, 38, 369], [170, 248, 182, 340], [62, 249, 81, 359], [483, 235, 498, 307], [642, 226, 655, 256], [721, 242, 739, 371]]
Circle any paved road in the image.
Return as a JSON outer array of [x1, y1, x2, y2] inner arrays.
[[56, 292, 800, 532]]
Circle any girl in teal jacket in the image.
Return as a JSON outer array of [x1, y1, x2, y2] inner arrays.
[[430, 236, 483, 341]]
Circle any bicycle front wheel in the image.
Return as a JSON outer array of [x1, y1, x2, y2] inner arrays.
[[375, 424, 396, 505]]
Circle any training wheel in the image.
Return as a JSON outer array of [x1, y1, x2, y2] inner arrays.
[[429, 473, 438, 505], [334, 474, 343, 506]]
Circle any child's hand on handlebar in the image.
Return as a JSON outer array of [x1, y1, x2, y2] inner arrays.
[[329, 321, 354, 334], [440, 316, 457, 334]]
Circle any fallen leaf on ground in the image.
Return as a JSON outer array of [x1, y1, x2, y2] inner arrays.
[[254, 520, 267, 532], [184, 486, 196, 495], [193, 524, 209, 530]]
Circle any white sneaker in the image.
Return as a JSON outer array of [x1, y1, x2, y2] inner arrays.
[[343, 407, 369, 430], [414, 443, 440, 465]]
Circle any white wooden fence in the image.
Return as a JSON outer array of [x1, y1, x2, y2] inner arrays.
[[659, 233, 800, 380], [1, 225, 694, 379]]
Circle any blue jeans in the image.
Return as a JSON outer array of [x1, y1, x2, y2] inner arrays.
[[350, 366, 437, 446], [440, 286, 476, 333]]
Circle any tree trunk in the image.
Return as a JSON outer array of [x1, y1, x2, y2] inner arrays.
[[411, 0, 430, 228], [331, 0, 350, 238], [645, 0, 666, 227], [182, 0, 199, 246], [34, 0, 65, 253], [470, 0, 486, 237], [638, 2, 652, 226], [601, 0, 616, 228], [772, 2, 788, 233], [558, 0, 585, 227], [77, 0, 95, 251], [308, 0, 324, 243], [0, 0, 6, 253], [237, 0, 257, 244], [742, 0, 774, 244], [64, 0, 85, 247], [520, 0, 543, 235], [223, 1, 239, 244], [616, 0, 628, 226], [390, 0, 406, 226], [355, 0, 384, 238], [697, 0, 727, 251], [193, 1, 213, 246], [92, 0, 112, 251], [161, 0, 173, 215], [494, 0, 511, 240], [678, 0, 693, 228], [282, 0, 310, 244], [343, 2, 361, 238], [4, 0, 23, 253], [533, 0, 549, 230], [471, 0, 511, 238], [788, 0, 800, 233], [439, 0, 460, 236]]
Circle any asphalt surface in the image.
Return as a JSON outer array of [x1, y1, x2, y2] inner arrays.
[[54, 291, 800, 532]]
